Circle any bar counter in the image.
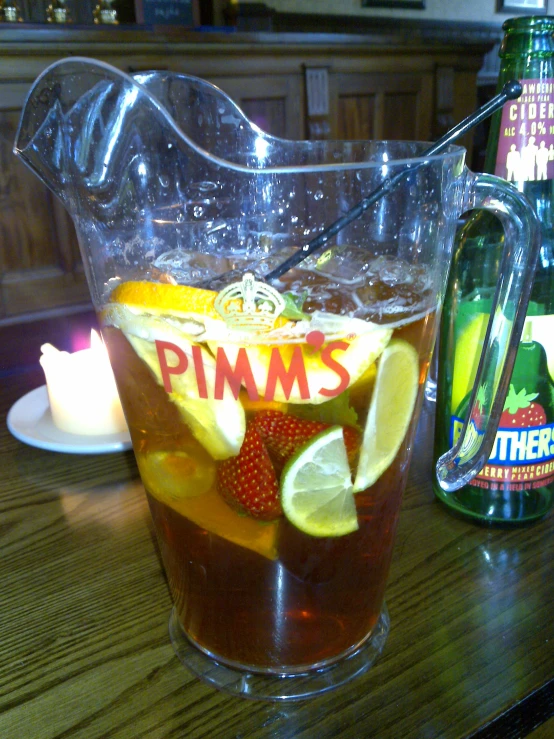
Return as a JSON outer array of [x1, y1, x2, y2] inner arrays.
[[0, 363, 553, 738]]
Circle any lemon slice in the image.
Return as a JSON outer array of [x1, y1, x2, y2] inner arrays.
[[217, 320, 392, 405], [125, 330, 245, 460], [139, 451, 278, 561], [280, 427, 358, 537], [353, 339, 419, 492], [105, 281, 246, 460]]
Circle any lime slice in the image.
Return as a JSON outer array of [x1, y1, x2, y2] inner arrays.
[[280, 427, 358, 537], [353, 339, 419, 492]]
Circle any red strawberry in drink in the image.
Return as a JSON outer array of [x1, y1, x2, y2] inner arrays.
[[254, 410, 360, 472], [499, 384, 546, 427], [217, 422, 282, 521]]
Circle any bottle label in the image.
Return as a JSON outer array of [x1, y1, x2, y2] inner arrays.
[[450, 313, 554, 491], [450, 418, 554, 491], [495, 78, 554, 184]]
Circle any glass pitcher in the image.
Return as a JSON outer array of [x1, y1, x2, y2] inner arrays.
[[14, 58, 540, 700]]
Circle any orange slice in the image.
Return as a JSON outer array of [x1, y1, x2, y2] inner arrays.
[[168, 489, 279, 561], [109, 280, 220, 320], [108, 279, 293, 333], [138, 450, 278, 560]]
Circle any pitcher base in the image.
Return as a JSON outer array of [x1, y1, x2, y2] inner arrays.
[[168, 604, 390, 701]]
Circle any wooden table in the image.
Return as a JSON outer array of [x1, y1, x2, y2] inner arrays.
[[1, 366, 552, 739]]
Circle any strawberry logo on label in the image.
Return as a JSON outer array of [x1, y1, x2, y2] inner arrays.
[[451, 381, 554, 491], [499, 384, 546, 427]]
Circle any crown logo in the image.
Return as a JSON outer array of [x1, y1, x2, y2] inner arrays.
[[214, 273, 286, 332]]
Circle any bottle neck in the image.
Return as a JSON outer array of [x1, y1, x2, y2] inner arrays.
[[500, 17, 554, 60]]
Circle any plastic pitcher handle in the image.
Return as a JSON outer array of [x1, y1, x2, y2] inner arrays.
[[436, 172, 541, 492]]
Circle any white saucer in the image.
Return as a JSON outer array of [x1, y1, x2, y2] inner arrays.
[[6, 385, 132, 455]]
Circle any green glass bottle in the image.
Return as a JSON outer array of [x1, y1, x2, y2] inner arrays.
[[434, 15, 554, 524]]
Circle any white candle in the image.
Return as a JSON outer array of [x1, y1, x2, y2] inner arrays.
[[39, 329, 128, 436]]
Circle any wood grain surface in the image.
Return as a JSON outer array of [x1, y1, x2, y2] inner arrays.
[[0, 366, 552, 739]]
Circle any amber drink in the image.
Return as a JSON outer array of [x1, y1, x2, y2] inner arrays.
[[102, 253, 435, 675]]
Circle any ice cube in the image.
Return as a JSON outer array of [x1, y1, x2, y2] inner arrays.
[[153, 249, 232, 286]]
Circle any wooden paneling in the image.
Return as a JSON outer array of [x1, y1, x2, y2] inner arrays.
[[0, 111, 56, 272], [383, 93, 418, 140], [241, 97, 287, 138], [0, 102, 89, 321], [210, 74, 303, 139], [338, 94, 376, 141], [332, 72, 433, 142]]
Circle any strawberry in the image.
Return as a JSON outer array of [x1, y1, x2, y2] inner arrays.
[[254, 410, 360, 472], [499, 384, 546, 427], [217, 422, 282, 520]]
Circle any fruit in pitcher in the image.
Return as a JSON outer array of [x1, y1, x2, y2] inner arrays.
[[354, 339, 419, 492], [124, 332, 246, 459], [102, 255, 437, 669], [280, 427, 359, 537], [217, 422, 282, 520], [136, 448, 215, 500], [105, 282, 246, 459], [215, 315, 392, 404], [109, 280, 221, 321], [254, 409, 360, 472]]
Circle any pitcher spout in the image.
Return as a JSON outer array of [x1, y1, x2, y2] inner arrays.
[[14, 84, 70, 205], [13, 56, 268, 222], [14, 59, 153, 209]]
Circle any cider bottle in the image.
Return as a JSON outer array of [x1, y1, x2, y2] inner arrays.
[[434, 16, 554, 523]]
